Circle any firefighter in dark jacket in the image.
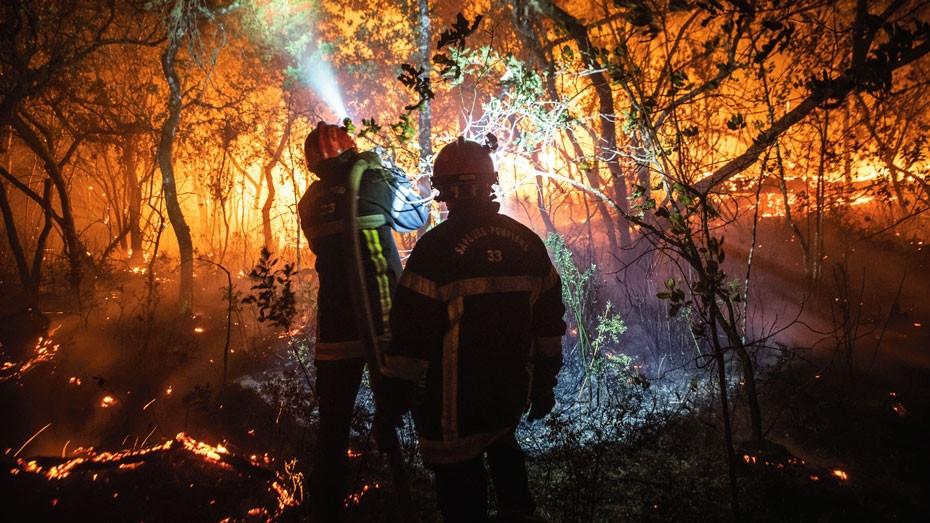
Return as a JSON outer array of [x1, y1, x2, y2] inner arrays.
[[297, 121, 428, 522], [381, 137, 566, 522]]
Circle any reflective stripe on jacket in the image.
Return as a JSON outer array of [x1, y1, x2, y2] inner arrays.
[[298, 153, 428, 360], [384, 205, 565, 463]]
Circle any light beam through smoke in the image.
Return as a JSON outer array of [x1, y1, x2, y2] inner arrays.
[[249, 1, 349, 121], [301, 47, 349, 121]]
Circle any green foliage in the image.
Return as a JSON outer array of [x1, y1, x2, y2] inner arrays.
[[439, 45, 556, 157], [546, 233, 597, 327], [592, 302, 627, 360], [656, 277, 689, 318], [390, 113, 416, 142], [545, 233, 627, 380], [241, 247, 297, 330], [342, 117, 356, 134]]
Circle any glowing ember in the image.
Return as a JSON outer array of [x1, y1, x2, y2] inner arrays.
[[276, 324, 305, 340], [14, 423, 52, 457], [347, 448, 362, 458], [100, 395, 117, 408], [0, 326, 62, 382], [12, 432, 301, 517], [18, 440, 170, 480], [832, 469, 849, 481], [272, 459, 303, 514], [892, 402, 908, 417], [68, 377, 81, 386], [193, 327, 205, 334], [10, 432, 300, 519], [175, 432, 228, 462], [343, 481, 381, 507], [166, 386, 173, 395]]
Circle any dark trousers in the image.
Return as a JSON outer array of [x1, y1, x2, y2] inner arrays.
[[309, 357, 365, 523], [428, 432, 536, 523]]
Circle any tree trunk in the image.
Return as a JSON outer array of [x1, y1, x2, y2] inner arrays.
[[733, 342, 764, 441], [124, 136, 144, 265], [260, 163, 276, 252], [532, 1, 631, 246], [0, 177, 33, 299], [535, 173, 558, 235], [158, 36, 194, 315], [0, 128, 53, 305], [416, 0, 433, 234], [8, 113, 86, 291], [261, 112, 294, 252], [0, 127, 32, 296], [30, 179, 53, 297], [507, 5, 619, 256], [710, 318, 742, 520]]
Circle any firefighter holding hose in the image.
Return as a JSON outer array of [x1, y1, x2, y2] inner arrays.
[[297, 121, 428, 522], [380, 137, 566, 522]]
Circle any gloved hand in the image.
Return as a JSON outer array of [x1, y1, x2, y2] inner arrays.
[[526, 388, 556, 421]]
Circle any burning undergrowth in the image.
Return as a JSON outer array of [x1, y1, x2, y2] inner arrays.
[[0, 217, 927, 521], [2, 432, 301, 522], [0, 324, 61, 383]]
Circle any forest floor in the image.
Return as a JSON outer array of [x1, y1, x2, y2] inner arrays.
[[1, 219, 929, 521]]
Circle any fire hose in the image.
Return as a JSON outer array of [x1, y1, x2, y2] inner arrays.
[[342, 157, 417, 522]]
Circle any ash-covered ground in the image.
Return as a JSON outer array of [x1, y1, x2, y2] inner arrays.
[[2, 214, 929, 521]]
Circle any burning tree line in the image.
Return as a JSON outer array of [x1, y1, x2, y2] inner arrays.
[[1, 0, 928, 309], [2, 0, 930, 518]]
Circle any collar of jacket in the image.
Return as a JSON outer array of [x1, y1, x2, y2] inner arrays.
[[447, 200, 500, 220], [313, 151, 359, 181]]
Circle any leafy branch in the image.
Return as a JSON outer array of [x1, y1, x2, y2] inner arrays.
[[241, 247, 297, 330]]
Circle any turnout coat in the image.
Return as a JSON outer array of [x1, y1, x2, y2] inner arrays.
[[298, 152, 428, 361], [383, 204, 566, 464]]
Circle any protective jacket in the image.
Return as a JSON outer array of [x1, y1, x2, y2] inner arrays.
[[384, 203, 565, 464], [298, 151, 428, 361]]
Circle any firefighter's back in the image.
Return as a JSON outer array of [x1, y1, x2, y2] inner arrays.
[[298, 162, 402, 353], [400, 208, 556, 441]]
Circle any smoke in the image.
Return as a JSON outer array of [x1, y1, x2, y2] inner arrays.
[[300, 46, 349, 121], [246, 1, 349, 121]]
